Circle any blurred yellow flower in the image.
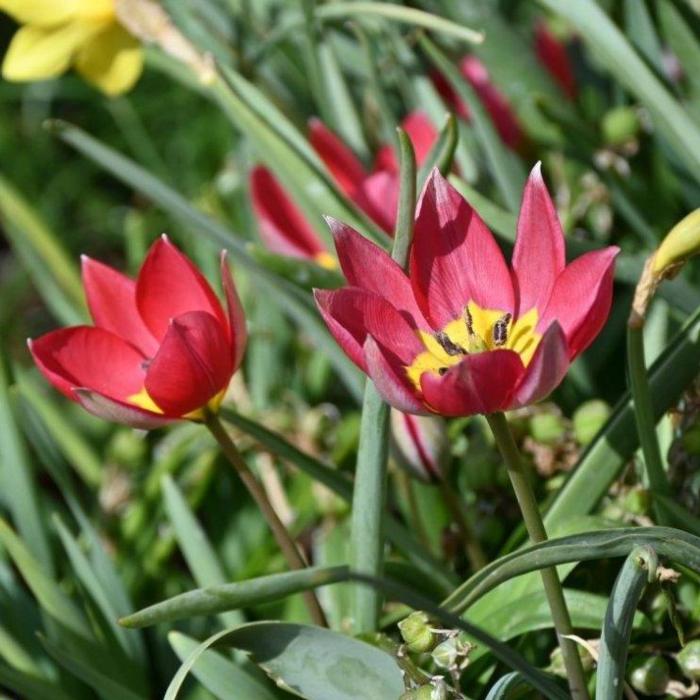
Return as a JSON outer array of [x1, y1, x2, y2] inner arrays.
[[0, 0, 143, 95]]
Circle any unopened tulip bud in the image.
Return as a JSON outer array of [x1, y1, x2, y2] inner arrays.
[[628, 655, 670, 695], [652, 209, 700, 279], [601, 106, 640, 147], [398, 611, 438, 654], [391, 411, 447, 483], [573, 400, 611, 445], [678, 640, 700, 682]]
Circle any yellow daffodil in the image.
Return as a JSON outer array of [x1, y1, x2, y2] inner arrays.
[[0, 0, 143, 95]]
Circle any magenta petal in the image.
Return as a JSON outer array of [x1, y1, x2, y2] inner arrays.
[[145, 311, 233, 417], [220, 251, 247, 371], [512, 322, 569, 407], [364, 337, 428, 414], [540, 246, 619, 360], [352, 170, 399, 234], [81, 257, 158, 356], [29, 326, 145, 403], [401, 111, 438, 167], [250, 166, 327, 261], [512, 163, 566, 315], [136, 236, 228, 343], [327, 218, 427, 327], [308, 118, 367, 196], [420, 350, 524, 417], [74, 389, 175, 429], [314, 288, 423, 372], [410, 169, 514, 329]]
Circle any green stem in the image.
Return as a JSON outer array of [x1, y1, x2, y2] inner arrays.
[[204, 412, 327, 627], [486, 412, 590, 700], [348, 128, 416, 633], [627, 324, 671, 511]]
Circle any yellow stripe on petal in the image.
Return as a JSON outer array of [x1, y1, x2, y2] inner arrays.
[[2, 21, 101, 81], [75, 24, 142, 95], [0, 0, 78, 27]]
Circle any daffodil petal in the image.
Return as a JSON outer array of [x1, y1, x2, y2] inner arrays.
[[2, 21, 100, 81], [75, 24, 142, 95], [0, 0, 78, 26]]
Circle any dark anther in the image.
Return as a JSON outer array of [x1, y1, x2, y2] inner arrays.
[[438, 367, 449, 376], [464, 306, 475, 335], [492, 313, 512, 347], [435, 331, 467, 356]]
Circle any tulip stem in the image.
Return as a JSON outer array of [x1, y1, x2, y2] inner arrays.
[[626, 323, 671, 517], [486, 412, 590, 700], [204, 412, 328, 628]]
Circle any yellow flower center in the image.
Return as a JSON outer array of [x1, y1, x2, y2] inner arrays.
[[405, 301, 541, 390], [127, 386, 227, 420]]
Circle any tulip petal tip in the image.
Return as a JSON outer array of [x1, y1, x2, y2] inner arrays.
[[160, 233, 170, 243]]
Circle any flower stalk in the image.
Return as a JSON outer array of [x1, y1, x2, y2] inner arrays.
[[204, 411, 328, 627], [486, 412, 590, 700]]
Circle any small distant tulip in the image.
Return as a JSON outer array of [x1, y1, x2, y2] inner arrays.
[[29, 236, 246, 429], [315, 165, 618, 417], [534, 21, 577, 100], [250, 112, 438, 265], [390, 410, 447, 483]]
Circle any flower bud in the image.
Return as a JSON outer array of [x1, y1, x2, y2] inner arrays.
[[628, 655, 670, 695], [549, 645, 595, 678], [431, 633, 474, 669], [678, 640, 700, 682], [601, 106, 640, 147], [399, 687, 436, 700], [107, 429, 148, 469], [398, 611, 438, 653], [529, 412, 565, 445], [391, 411, 448, 483], [652, 209, 700, 279], [573, 400, 611, 445], [622, 487, 651, 516]]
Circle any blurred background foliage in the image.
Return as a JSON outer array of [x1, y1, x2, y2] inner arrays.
[[3, 0, 700, 698]]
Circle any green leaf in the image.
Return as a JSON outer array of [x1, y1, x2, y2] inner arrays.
[[166, 622, 405, 700], [443, 526, 700, 614], [48, 119, 364, 401], [596, 547, 657, 700], [16, 371, 102, 488], [169, 632, 280, 700], [658, 0, 700, 98], [0, 519, 90, 640], [545, 304, 700, 530], [0, 175, 84, 309], [419, 34, 526, 211], [0, 662, 73, 700], [161, 474, 242, 628], [539, 0, 700, 180], [415, 114, 458, 188], [39, 634, 143, 700], [120, 566, 349, 628], [316, 3, 484, 45], [485, 672, 531, 700], [0, 358, 53, 574]]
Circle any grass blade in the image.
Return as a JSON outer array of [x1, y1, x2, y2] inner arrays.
[[596, 546, 657, 700]]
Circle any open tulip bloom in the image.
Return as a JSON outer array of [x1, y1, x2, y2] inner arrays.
[[316, 165, 618, 417], [29, 236, 246, 429]]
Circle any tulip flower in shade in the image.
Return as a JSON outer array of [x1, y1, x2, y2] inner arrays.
[[29, 236, 246, 429], [0, 0, 143, 96], [315, 165, 619, 418], [534, 21, 577, 100], [250, 112, 438, 260]]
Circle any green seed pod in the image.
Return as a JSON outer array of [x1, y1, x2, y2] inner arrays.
[[399, 686, 434, 700], [622, 487, 651, 516], [677, 640, 700, 681], [529, 413, 565, 445], [628, 655, 670, 695], [573, 399, 611, 445], [432, 637, 461, 669], [682, 422, 700, 455], [652, 209, 700, 278], [601, 106, 641, 147], [107, 429, 147, 468], [549, 645, 595, 678], [398, 611, 438, 654]]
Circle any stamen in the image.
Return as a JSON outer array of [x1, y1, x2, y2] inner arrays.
[[438, 367, 449, 376], [492, 313, 512, 347], [464, 306, 475, 336], [435, 331, 467, 356]]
